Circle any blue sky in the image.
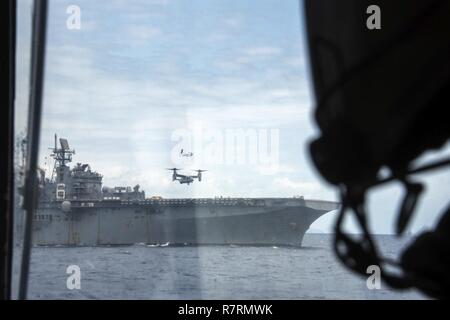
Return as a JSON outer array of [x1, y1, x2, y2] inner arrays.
[[16, 0, 450, 234]]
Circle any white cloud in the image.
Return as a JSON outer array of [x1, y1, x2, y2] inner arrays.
[[272, 177, 326, 198], [128, 26, 161, 42], [222, 18, 241, 29], [257, 164, 297, 175], [35, 27, 331, 209], [206, 34, 229, 42], [284, 56, 305, 68], [38, 44, 315, 195], [242, 46, 283, 57], [215, 46, 285, 70]]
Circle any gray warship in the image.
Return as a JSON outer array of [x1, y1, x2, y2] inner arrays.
[[32, 136, 338, 246]]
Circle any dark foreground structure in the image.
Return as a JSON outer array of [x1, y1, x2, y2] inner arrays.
[[305, 0, 450, 298]]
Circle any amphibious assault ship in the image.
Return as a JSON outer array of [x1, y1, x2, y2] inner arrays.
[[32, 136, 338, 246]]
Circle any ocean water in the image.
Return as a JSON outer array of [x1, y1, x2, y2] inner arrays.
[[13, 234, 427, 299]]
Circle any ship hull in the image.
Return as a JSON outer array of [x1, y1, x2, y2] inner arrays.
[[33, 199, 337, 246]]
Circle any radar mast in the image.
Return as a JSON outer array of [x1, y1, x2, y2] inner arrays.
[[49, 134, 75, 183], [50, 134, 75, 167]]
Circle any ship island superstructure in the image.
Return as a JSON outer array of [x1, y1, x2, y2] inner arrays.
[[33, 136, 339, 246]]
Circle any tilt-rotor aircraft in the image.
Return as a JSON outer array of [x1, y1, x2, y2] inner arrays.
[[166, 168, 207, 185]]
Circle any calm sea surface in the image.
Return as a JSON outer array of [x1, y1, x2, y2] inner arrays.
[[12, 234, 427, 299]]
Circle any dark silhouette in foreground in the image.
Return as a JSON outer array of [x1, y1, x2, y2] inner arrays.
[[305, 0, 450, 298]]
